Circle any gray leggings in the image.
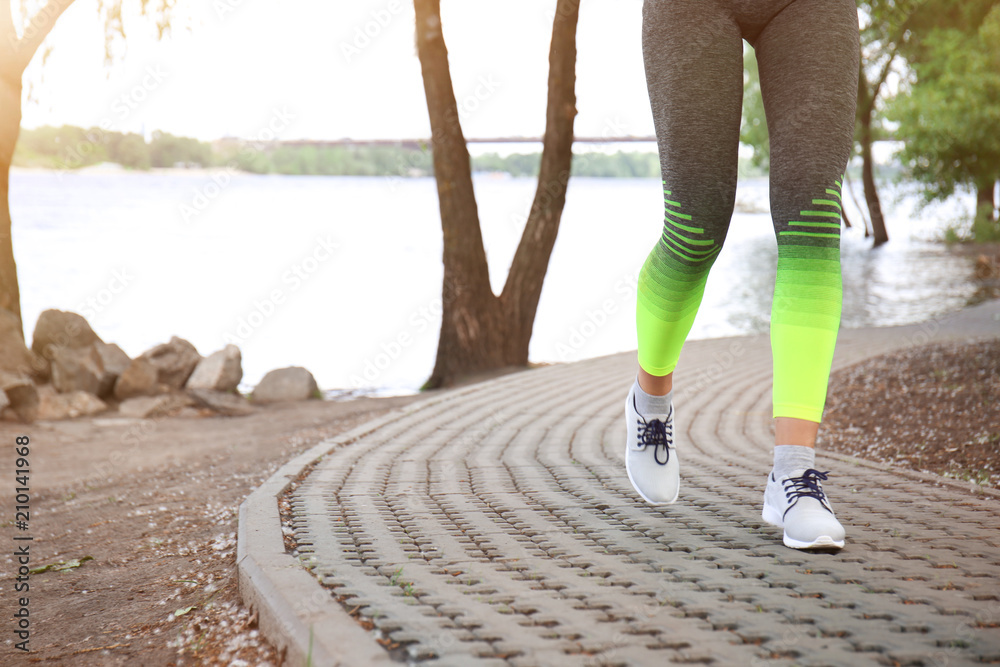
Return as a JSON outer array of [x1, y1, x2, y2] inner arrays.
[[637, 0, 860, 422]]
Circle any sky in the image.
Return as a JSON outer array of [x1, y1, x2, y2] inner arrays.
[[18, 0, 656, 143]]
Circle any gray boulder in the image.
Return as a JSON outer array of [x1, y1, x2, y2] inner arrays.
[[118, 393, 194, 419], [94, 342, 131, 396], [37, 385, 107, 420], [185, 344, 242, 392], [251, 367, 320, 403], [187, 388, 254, 416], [139, 336, 202, 390], [114, 357, 165, 400], [51, 345, 103, 395], [31, 309, 102, 361]]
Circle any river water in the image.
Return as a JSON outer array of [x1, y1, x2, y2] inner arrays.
[[9, 168, 983, 394]]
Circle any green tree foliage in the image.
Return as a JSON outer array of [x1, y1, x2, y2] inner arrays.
[[14, 127, 663, 178], [888, 4, 1000, 239], [740, 45, 768, 170], [571, 151, 659, 178], [149, 131, 211, 168]]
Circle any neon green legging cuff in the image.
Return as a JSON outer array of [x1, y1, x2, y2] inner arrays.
[[636, 221, 844, 424], [637, 288, 841, 423], [770, 322, 838, 423]]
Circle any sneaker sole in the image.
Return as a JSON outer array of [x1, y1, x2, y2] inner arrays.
[[762, 504, 845, 550], [783, 534, 845, 550], [625, 445, 679, 505]]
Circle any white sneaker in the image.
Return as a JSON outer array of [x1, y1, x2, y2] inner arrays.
[[624, 385, 679, 505], [762, 468, 846, 549]]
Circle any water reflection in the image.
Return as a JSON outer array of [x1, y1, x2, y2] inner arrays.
[[8, 171, 989, 393], [693, 180, 980, 339]]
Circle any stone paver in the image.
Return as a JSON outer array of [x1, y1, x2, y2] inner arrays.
[[239, 300, 1000, 666]]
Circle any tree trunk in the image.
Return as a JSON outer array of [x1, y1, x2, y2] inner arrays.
[[414, 0, 505, 388], [974, 177, 999, 241], [857, 58, 889, 248], [841, 205, 852, 228], [976, 178, 997, 222], [499, 0, 579, 355], [844, 172, 871, 237], [0, 52, 23, 333], [859, 118, 888, 247], [0, 0, 76, 335], [417, 0, 579, 388]]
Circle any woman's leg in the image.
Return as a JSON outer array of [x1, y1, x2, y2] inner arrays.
[[636, 0, 744, 386], [754, 0, 860, 548], [627, 0, 744, 505], [754, 0, 859, 439]]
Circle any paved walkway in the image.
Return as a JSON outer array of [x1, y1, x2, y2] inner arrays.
[[238, 300, 1000, 667]]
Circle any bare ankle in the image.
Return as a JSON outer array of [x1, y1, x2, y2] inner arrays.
[[638, 368, 673, 396]]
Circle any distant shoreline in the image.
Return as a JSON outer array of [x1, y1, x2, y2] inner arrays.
[[10, 164, 771, 180]]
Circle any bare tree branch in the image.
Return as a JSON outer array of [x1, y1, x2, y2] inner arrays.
[[15, 0, 76, 74], [501, 0, 579, 321], [0, 0, 17, 78]]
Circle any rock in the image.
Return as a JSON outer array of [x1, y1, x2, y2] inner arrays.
[[186, 345, 242, 392], [0, 373, 38, 422], [114, 358, 165, 400], [31, 309, 102, 361], [0, 389, 9, 412], [139, 337, 201, 390], [118, 393, 194, 419], [251, 367, 320, 404], [37, 385, 107, 420], [187, 388, 254, 416], [51, 345, 103, 395], [0, 309, 45, 378], [94, 342, 131, 396]]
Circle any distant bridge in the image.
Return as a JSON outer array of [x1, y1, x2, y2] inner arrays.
[[272, 136, 658, 150]]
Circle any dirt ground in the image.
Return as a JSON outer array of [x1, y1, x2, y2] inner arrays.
[[0, 335, 997, 666], [822, 338, 1000, 488], [0, 394, 422, 666]]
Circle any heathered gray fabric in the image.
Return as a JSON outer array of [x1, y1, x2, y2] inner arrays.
[[641, 0, 860, 248]]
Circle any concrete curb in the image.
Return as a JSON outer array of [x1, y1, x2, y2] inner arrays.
[[237, 406, 421, 667], [236, 386, 488, 666]]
